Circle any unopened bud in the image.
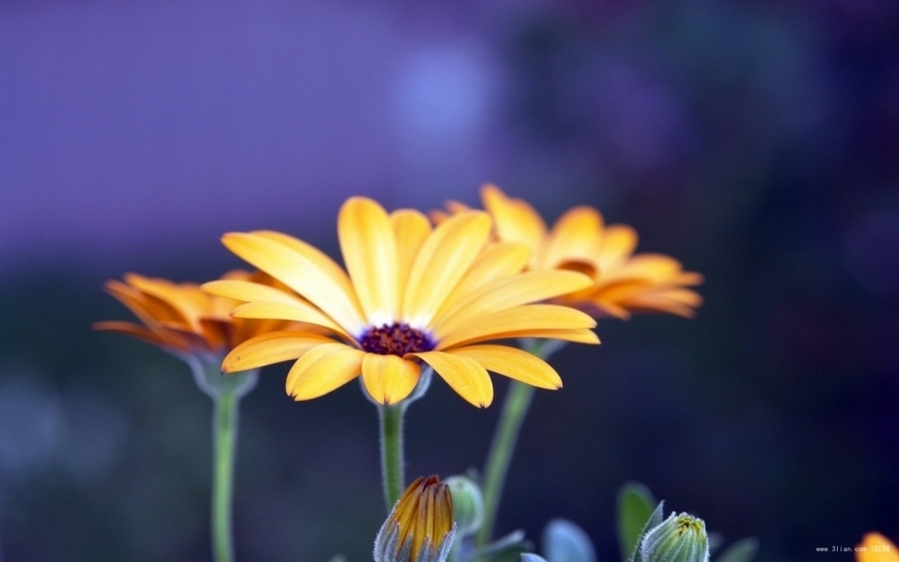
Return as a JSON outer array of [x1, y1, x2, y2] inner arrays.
[[445, 475, 484, 537], [639, 513, 709, 562], [373, 476, 456, 562]]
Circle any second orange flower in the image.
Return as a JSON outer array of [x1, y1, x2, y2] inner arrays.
[[436, 185, 703, 320]]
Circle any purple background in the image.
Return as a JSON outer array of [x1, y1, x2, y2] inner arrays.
[[1, 0, 898, 560]]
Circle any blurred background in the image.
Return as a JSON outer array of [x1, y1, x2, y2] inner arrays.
[[1, 0, 898, 560]]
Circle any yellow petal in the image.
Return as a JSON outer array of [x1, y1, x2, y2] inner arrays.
[[284, 342, 365, 401], [165, 320, 226, 351], [339, 197, 399, 326], [360, 354, 421, 405], [429, 209, 452, 224], [675, 271, 705, 286], [412, 350, 494, 407], [200, 297, 235, 322], [617, 289, 704, 318], [434, 242, 532, 320], [104, 280, 177, 328], [92, 321, 173, 349], [591, 277, 703, 316], [433, 270, 593, 339], [481, 184, 547, 257], [205, 275, 298, 321], [254, 230, 361, 292], [505, 328, 600, 344], [447, 345, 562, 389], [442, 199, 472, 215], [429, 201, 473, 225], [541, 206, 604, 269], [123, 274, 204, 328], [221, 331, 335, 373], [602, 253, 686, 283], [402, 211, 492, 327], [222, 232, 365, 336], [391, 209, 432, 300], [202, 279, 306, 306], [591, 279, 655, 302], [647, 287, 704, 307], [596, 224, 638, 268], [229, 316, 326, 346], [438, 304, 596, 349], [231, 299, 347, 337], [857, 533, 899, 562], [572, 297, 631, 320]]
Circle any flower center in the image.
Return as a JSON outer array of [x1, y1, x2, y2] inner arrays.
[[674, 515, 704, 536], [359, 322, 435, 357]]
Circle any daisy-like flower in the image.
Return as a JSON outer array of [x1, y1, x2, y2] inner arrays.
[[373, 475, 456, 562], [857, 533, 899, 562], [204, 196, 598, 407], [95, 270, 293, 360], [435, 184, 703, 320], [96, 270, 296, 562]]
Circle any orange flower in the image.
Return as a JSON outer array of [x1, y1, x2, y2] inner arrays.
[[204, 196, 598, 407], [95, 270, 295, 358], [857, 533, 899, 562], [437, 184, 703, 320]]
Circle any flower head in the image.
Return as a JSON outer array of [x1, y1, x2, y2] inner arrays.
[[373, 475, 455, 562], [95, 270, 294, 359], [639, 512, 709, 562], [205, 196, 598, 407], [437, 185, 703, 320], [857, 533, 899, 562]]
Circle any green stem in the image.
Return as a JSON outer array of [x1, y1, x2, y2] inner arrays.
[[476, 339, 562, 547], [379, 404, 406, 511], [476, 380, 535, 548], [185, 357, 257, 562], [212, 390, 239, 562]]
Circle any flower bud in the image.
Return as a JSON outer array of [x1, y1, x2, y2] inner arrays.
[[639, 512, 709, 562], [445, 475, 484, 537], [373, 475, 456, 562]]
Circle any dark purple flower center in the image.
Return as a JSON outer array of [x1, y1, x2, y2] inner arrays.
[[359, 322, 435, 357]]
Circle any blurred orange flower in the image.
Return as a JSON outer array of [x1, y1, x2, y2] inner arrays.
[[436, 184, 703, 320], [857, 533, 899, 562], [95, 270, 295, 359]]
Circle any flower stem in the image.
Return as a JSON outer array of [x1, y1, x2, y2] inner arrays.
[[370, 370, 432, 513], [476, 338, 564, 547], [212, 390, 238, 562], [379, 404, 406, 511], [186, 357, 258, 562], [475, 380, 534, 548]]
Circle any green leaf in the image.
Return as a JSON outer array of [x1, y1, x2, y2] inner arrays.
[[617, 482, 657, 562], [629, 501, 665, 562], [543, 519, 597, 562], [714, 538, 759, 562]]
